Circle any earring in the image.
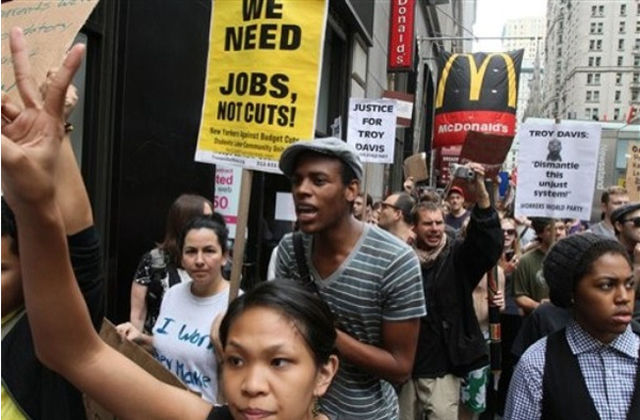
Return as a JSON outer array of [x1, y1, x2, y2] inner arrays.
[[311, 396, 321, 418]]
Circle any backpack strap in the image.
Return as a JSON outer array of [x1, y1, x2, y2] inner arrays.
[[293, 231, 320, 295], [1, 309, 26, 340]]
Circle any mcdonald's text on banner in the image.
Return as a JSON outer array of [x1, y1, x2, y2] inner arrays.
[[433, 50, 524, 148]]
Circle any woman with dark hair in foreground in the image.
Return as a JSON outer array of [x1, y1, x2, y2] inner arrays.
[[1, 28, 339, 420]]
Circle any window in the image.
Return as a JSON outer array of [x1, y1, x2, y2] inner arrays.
[[620, 21, 626, 33], [595, 57, 601, 66], [595, 73, 601, 84], [614, 108, 620, 120], [636, 56, 640, 66], [588, 57, 594, 66], [586, 91, 592, 101], [618, 56, 624, 66], [637, 21, 640, 33], [615, 90, 621, 102], [618, 39, 625, 50], [597, 40, 602, 50], [585, 108, 591, 119], [616, 73, 623, 84], [599, 5, 604, 15], [592, 108, 599, 119], [621, 4, 627, 16], [634, 73, 640, 83], [593, 91, 600, 101], [587, 73, 593, 84], [633, 90, 640, 101], [590, 22, 596, 34], [589, 40, 595, 50], [591, 5, 597, 16], [597, 22, 603, 33], [636, 39, 640, 50]]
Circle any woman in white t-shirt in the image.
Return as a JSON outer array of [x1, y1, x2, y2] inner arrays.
[[118, 214, 231, 403]]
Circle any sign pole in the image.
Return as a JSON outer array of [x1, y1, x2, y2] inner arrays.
[[228, 169, 253, 303]]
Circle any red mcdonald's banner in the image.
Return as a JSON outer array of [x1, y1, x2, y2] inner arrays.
[[433, 50, 524, 148], [388, 0, 415, 72]]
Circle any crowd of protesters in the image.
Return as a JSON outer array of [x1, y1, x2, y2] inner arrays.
[[2, 28, 639, 420]]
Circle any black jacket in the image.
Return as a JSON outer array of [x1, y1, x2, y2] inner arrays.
[[2, 227, 104, 420], [412, 206, 503, 377]]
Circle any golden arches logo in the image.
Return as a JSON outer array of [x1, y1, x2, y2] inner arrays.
[[435, 53, 518, 109]]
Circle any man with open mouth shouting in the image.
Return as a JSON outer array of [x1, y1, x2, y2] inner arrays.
[[275, 137, 427, 420]]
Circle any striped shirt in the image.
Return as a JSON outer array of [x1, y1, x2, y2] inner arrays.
[[504, 320, 639, 420], [275, 224, 426, 420]]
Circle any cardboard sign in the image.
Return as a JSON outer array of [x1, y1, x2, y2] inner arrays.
[[195, 0, 328, 173], [625, 141, 640, 201], [347, 98, 397, 163], [459, 131, 514, 179], [214, 165, 243, 238], [1, 0, 99, 101], [514, 120, 601, 220], [403, 152, 428, 182], [84, 319, 189, 420]]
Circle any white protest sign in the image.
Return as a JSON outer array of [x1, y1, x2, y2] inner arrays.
[[347, 98, 397, 163], [515, 120, 601, 220], [214, 165, 243, 239]]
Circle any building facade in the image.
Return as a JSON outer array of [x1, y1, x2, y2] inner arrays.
[[543, 0, 640, 122], [501, 16, 546, 171]]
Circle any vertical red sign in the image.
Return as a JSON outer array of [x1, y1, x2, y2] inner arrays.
[[388, 0, 415, 72]]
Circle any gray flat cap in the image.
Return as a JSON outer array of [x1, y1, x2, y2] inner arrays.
[[279, 137, 363, 182]]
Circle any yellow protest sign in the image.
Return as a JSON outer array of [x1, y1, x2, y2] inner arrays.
[[195, 0, 328, 173], [625, 141, 640, 201], [1, 0, 99, 101]]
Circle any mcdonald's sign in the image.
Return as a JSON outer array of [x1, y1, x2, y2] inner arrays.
[[433, 50, 524, 148]]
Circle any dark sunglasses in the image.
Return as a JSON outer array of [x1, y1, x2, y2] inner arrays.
[[502, 229, 516, 236], [623, 217, 640, 227], [381, 202, 400, 211]]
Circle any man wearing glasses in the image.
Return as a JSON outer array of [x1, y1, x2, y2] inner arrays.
[[378, 192, 416, 245], [611, 202, 640, 322]]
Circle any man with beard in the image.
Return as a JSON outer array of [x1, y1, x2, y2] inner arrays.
[[399, 163, 503, 420], [275, 137, 427, 420]]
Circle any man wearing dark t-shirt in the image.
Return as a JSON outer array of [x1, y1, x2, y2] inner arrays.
[[444, 186, 470, 230]]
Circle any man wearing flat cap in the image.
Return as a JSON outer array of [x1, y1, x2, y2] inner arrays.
[[275, 137, 427, 420], [612, 202, 640, 321]]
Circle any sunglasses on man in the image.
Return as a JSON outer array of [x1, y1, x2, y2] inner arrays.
[[623, 216, 640, 227]]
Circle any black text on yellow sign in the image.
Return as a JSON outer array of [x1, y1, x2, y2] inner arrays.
[[196, 0, 327, 171]]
